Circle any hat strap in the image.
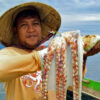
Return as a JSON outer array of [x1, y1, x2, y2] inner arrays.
[[40, 32, 55, 44]]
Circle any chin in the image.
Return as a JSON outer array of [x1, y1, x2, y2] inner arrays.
[[24, 42, 40, 49]]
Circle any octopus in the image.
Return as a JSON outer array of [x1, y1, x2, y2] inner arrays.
[[42, 31, 83, 100], [41, 31, 100, 100]]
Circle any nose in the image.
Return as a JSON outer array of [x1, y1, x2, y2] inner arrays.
[[27, 24, 35, 33]]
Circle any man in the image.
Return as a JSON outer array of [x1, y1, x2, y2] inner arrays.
[[0, 2, 61, 100], [0, 2, 99, 100]]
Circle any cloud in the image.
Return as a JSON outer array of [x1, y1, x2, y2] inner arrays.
[[73, 0, 95, 7], [61, 14, 100, 24], [56, 0, 100, 15], [80, 15, 100, 21]]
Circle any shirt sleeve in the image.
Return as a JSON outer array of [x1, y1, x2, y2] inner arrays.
[[0, 48, 41, 82]]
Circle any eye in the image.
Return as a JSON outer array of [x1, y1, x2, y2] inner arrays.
[[20, 23, 27, 27], [32, 22, 40, 26]]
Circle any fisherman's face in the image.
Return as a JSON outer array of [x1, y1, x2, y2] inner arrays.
[[15, 16, 42, 49]]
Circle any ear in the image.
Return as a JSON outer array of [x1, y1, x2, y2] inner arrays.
[[12, 27, 19, 45], [13, 27, 18, 39], [13, 27, 17, 34]]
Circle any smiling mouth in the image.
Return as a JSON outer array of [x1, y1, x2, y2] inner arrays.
[[26, 35, 38, 38]]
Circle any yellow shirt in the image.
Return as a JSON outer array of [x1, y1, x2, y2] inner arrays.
[[0, 47, 42, 100]]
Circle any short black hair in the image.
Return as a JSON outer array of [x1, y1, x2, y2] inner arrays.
[[13, 9, 41, 27]]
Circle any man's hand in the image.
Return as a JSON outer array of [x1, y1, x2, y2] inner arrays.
[[61, 31, 76, 41], [83, 35, 100, 57]]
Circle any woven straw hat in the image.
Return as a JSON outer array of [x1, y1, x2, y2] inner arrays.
[[0, 2, 61, 46]]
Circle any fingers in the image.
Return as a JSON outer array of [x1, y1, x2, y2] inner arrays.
[[61, 31, 75, 39]]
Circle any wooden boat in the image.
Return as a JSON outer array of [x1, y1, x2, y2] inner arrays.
[[67, 78, 100, 100]]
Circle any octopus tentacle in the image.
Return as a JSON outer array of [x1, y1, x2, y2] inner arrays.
[[55, 37, 67, 100], [42, 32, 83, 100]]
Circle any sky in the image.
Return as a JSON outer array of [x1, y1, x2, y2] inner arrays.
[[0, 0, 100, 81], [0, 0, 100, 35]]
